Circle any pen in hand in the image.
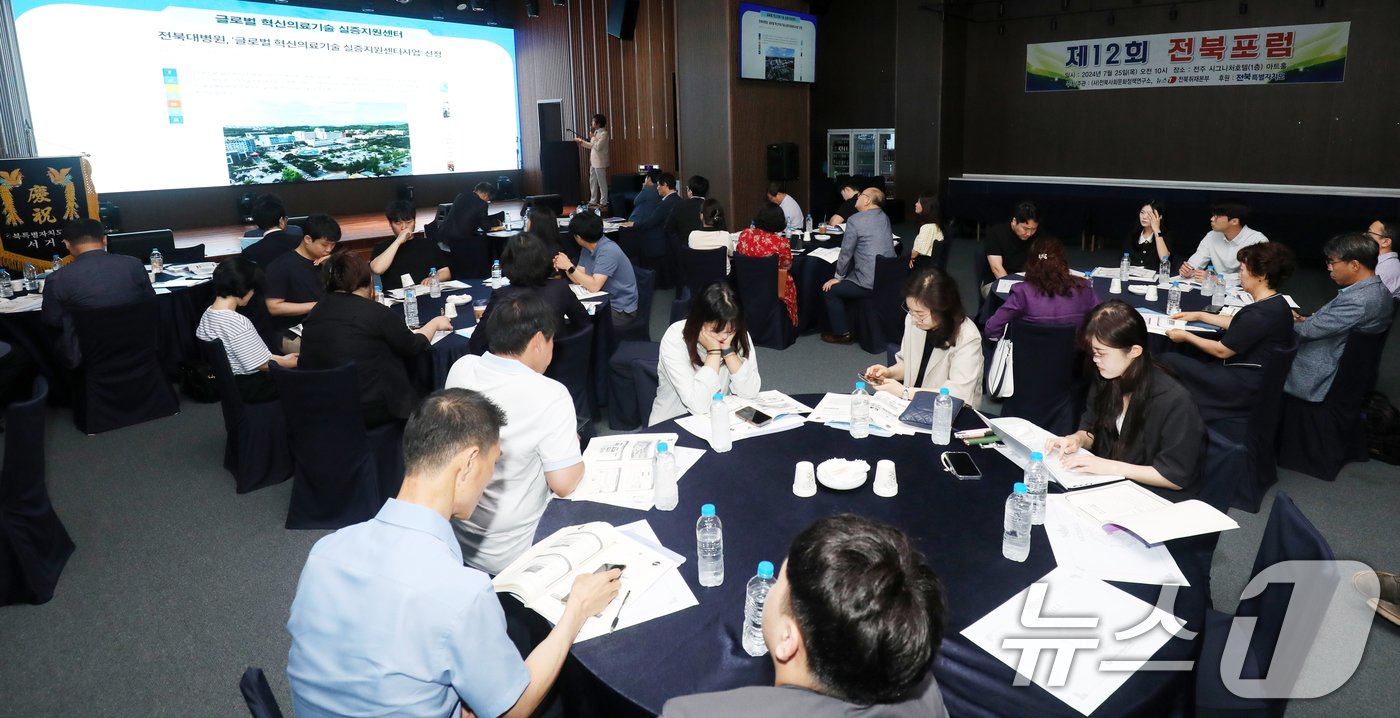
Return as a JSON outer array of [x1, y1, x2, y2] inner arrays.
[[610, 590, 632, 633]]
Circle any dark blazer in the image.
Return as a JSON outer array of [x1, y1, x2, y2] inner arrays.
[[440, 192, 500, 242], [242, 230, 301, 266], [1079, 364, 1205, 501], [298, 292, 430, 421], [468, 280, 590, 355], [40, 249, 156, 367], [626, 191, 680, 258], [629, 184, 661, 222], [667, 196, 705, 248]]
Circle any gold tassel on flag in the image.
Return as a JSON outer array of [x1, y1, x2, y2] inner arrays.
[[47, 167, 79, 220], [0, 169, 23, 226]]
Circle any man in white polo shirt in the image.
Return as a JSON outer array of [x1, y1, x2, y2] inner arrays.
[[444, 293, 584, 574], [1180, 199, 1268, 280]]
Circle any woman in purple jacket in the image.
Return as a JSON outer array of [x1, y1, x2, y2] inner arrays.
[[985, 237, 1100, 339]]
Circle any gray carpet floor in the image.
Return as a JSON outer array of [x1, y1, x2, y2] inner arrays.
[[2, 229, 1397, 717]]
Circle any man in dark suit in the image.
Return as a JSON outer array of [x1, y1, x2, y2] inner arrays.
[[667, 175, 708, 248], [440, 181, 503, 244], [240, 193, 303, 243], [628, 169, 662, 223], [242, 195, 301, 266], [620, 172, 680, 265], [41, 218, 156, 368]]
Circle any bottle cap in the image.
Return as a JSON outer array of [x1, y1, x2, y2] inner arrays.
[[701, 503, 715, 517], [1030, 451, 1044, 461], [757, 561, 775, 579], [1013, 482, 1028, 494], [855, 381, 866, 390], [1122, 252, 1129, 256], [657, 441, 669, 452], [713, 392, 723, 401], [430, 267, 437, 273], [939, 387, 950, 395]]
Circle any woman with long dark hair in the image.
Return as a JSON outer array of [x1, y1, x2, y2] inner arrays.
[[864, 267, 983, 404], [984, 236, 1099, 339], [1045, 300, 1204, 498], [1124, 199, 1172, 268], [650, 282, 761, 425], [908, 191, 945, 271]]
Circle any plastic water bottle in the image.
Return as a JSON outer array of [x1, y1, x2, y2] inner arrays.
[[1211, 274, 1226, 310], [1166, 281, 1182, 316], [372, 276, 383, 300], [490, 259, 502, 284], [403, 288, 419, 328], [709, 392, 732, 453], [1119, 252, 1131, 281], [652, 441, 678, 511], [1025, 452, 1049, 526], [22, 262, 37, 292], [1200, 265, 1215, 297], [1002, 482, 1031, 562], [1158, 254, 1172, 285], [849, 381, 870, 439], [428, 267, 441, 298], [804, 213, 813, 233], [931, 387, 954, 446], [50, 254, 62, 272], [149, 248, 164, 273], [742, 561, 776, 657], [696, 504, 724, 587], [0, 268, 12, 298]]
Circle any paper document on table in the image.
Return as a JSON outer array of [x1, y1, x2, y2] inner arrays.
[[1063, 481, 1239, 545], [152, 277, 205, 288], [0, 294, 43, 313], [806, 392, 914, 436], [975, 411, 1122, 489], [1045, 495, 1189, 586], [1093, 267, 1157, 281], [568, 283, 609, 301], [675, 391, 813, 443], [568, 433, 703, 510], [961, 567, 1189, 716], [806, 247, 842, 264], [1136, 310, 1215, 336], [996, 278, 1023, 293], [570, 519, 698, 642], [438, 279, 469, 291]]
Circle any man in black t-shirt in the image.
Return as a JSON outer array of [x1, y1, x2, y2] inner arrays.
[[827, 178, 860, 225], [982, 201, 1042, 289], [371, 200, 451, 286], [265, 213, 339, 352]]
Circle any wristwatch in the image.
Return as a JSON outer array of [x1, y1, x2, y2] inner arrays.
[[720, 347, 736, 358], [565, 264, 576, 274]]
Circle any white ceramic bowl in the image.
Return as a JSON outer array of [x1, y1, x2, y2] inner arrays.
[[816, 459, 870, 491]]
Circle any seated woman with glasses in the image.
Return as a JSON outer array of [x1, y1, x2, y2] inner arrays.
[[650, 282, 761, 426], [470, 232, 590, 355], [1046, 300, 1205, 500], [863, 267, 983, 404], [299, 251, 453, 427], [984, 237, 1099, 340], [735, 204, 798, 326], [195, 257, 298, 403], [1159, 242, 1297, 422]]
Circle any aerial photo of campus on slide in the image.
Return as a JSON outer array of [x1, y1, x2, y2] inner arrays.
[[223, 122, 412, 185]]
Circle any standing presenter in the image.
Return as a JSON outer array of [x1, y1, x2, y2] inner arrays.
[[576, 113, 610, 212]]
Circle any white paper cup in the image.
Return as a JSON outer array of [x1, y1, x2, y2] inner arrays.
[[1109, 277, 1123, 294], [873, 459, 898, 497], [793, 460, 817, 497]]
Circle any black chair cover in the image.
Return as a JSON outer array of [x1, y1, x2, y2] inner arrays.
[[680, 246, 728, 301], [611, 266, 656, 349], [1000, 321, 1085, 436], [670, 286, 693, 324], [239, 667, 286, 718], [1195, 492, 1334, 717], [106, 230, 176, 261], [606, 341, 660, 431], [446, 233, 493, 281], [1276, 331, 1388, 481], [71, 299, 180, 434], [850, 254, 907, 354], [544, 323, 595, 432], [1202, 342, 1298, 513], [271, 365, 393, 530], [0, 377, 75, 606], [730, 254, 795, 350], [165, 244, 206, 264], [197, 339, 293, 494]]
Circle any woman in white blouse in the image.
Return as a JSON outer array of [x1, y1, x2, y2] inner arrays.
[[688, 198, 734, 272], [864, 267, 983, 405], [650, 283, 761, 425], [194, 257, 298, 403]]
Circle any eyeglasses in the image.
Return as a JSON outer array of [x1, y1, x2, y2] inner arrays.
[[901, 301, 931, 320], [1325, 258, 1345, 268]]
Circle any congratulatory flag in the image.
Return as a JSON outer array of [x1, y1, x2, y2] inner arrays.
[[0, 156, 99, 271]]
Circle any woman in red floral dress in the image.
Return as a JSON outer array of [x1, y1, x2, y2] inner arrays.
[[735, 204, 798, 326]]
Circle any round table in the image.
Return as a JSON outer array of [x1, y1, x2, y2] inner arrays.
[[536, 398, 1207, 717]]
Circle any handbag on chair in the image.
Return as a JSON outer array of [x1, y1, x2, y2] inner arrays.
[[987, 326, 1015, 399]]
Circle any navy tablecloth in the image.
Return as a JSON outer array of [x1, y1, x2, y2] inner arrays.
[[536, 397, 1207, 717]]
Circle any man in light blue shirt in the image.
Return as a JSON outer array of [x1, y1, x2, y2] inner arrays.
[[1367, 218, 1400, 299], [287, 389, 621, 718], [556, 212, 639, 325]]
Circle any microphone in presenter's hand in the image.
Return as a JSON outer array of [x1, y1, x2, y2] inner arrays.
[[566, 128, 579, 137]]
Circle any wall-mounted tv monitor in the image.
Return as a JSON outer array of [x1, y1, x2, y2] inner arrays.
[[10, 0, 521, 193], [738, 3, 816, 83]]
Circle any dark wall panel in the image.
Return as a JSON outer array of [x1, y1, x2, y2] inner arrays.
[[810, 0, 896, 174], [675, 2, 733, 209]]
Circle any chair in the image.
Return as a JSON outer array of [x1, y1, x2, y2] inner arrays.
[[0, 378, 76, 606], [543, 323, 595, 433], [1194, 492, 1336, 717], [680, 246, 729, 301], [611, 266, 656, 348], [1203, 342, 1299, 513], [239, 667, 285, 718], [1276, 331, 1388, 482], [106, 229, 175, 260], [197, 339, 293, 494], [731, 254, 796, 350], [446, 232, 493, 280], [164, 243, 206, 264], [271, 365, 400, 530], [670, 286, 693, 323], [71, 299, 180, 434], [524, 193, 564, 217], [607, 341, 660, 431], [999, 321, 1085, 436], [850, 254, 908, 354]]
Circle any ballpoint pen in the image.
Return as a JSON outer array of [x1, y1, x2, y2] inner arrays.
[[610, 590, 632, 633]]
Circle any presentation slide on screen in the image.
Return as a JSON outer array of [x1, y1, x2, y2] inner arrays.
[[738, 3, 816, 83], [11, 0, 520, 193]]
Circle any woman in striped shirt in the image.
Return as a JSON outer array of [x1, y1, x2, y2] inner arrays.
[[195, 258, 297, 403]]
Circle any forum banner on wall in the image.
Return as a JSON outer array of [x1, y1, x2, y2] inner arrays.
[[0, 156, 99, 271], [1025, 22, 1349, 92]]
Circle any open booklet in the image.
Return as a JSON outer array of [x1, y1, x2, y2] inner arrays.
[[566, 433, 705, 510], [492, 521, 681, 637], [568, 283, 609, 301], [1135, 308, 1216, 336], [675, 391, 813, 443], [807, 391, 917, 436], [975, 411, 1123, 489], [1062, 480, 1239, 545]]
